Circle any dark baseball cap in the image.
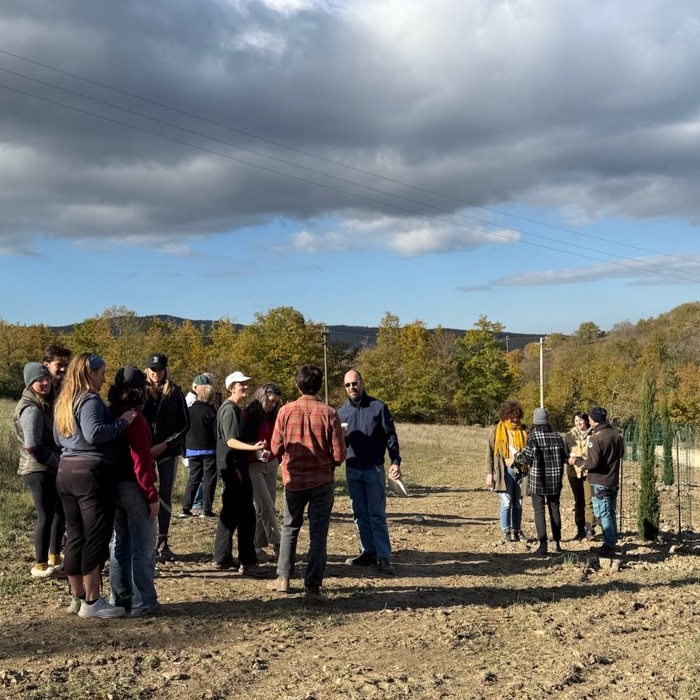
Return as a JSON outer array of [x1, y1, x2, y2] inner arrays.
[[147, 353, 168, 370], [115, 366, 147, 389]]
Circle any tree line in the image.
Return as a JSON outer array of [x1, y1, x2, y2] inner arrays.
[[2, 302, 699, 429]]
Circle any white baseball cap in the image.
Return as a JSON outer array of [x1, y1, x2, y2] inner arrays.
[[225, 371, 251, 388]]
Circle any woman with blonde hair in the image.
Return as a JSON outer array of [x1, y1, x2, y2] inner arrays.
[[486, 400, 528, 543], [54, 352, 137, 619]]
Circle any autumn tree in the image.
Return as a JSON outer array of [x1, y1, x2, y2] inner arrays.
[[454, 316, 514, 425]]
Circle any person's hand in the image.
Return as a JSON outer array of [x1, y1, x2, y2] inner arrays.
[[151, 442, 167, 459], [505, 456, 515, 468], [148, 501, 160, 520], [389, 463, 401, 480], [486, 473, 494, 490], [253, 440, 266, 451], [120, 410, 138, 425], [568, 456, 577, 466]]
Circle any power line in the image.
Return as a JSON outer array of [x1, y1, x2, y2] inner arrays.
[[0, 48, 691, 267], [1, 59, 699, 284]]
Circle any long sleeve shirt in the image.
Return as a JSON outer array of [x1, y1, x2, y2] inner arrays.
[[271, 394, 346, 491], [337, 392, 401, 469]]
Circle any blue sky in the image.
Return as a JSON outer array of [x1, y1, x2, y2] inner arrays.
[[1, 0, 700, 335]]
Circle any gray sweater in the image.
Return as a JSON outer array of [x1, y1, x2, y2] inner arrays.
[[54, 391, 128, 462]]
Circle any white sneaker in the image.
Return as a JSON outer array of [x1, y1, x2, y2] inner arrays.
[[78, 597, 126, 619]]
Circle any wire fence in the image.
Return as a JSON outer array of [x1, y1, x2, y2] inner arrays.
[[619, 424, 697, 537]]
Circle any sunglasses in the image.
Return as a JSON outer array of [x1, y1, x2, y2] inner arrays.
[[344, 382, 359, 388]]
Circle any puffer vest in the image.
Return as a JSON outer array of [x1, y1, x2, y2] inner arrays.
[[14, 390, 59, 475]]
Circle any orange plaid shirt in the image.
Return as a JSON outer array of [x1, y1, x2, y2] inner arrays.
[[271, 394, 346, 491]]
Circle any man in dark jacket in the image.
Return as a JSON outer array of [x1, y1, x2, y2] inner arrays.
[[579, 406, 624, 554], [337, 370, 402, 575]]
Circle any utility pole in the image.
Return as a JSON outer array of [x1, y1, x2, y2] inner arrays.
[[539, 336, 545, 408], [323, 326, 330, 403]]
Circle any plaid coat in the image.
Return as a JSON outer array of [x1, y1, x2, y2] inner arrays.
[[515, 426, 568, 496]]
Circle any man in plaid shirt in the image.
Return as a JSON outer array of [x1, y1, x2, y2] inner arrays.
[[268, 365, 346, 603], [513, 407, 569, 556]]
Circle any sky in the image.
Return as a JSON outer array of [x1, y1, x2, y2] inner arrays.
[[2, 0, 700, 335]]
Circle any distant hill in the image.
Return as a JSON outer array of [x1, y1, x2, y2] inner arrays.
[[50, 315, 543, 351]]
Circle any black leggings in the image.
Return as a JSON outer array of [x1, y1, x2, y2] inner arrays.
[[21, 471, 65, 563]]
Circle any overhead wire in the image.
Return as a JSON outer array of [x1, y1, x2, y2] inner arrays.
[[0, 51, 699, 285]]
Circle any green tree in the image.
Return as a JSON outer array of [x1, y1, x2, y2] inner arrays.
[[659, 399, 674, 486], [637, 374, 660, 540], [454, 316, 514, 425]]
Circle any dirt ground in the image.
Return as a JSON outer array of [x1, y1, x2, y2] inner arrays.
[[2, 424, 700, 699]]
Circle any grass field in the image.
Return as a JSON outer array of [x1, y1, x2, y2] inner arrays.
[[2, 401, 700, 698]]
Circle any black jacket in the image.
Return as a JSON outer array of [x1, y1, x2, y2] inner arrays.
[[144, 383, 189, 459], [582, 422, 624, 487]]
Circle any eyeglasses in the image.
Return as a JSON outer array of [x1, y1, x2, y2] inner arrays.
[[344, 382, 359, 388]]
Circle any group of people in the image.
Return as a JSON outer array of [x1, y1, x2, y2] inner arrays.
[[486, 401, 624, 556], [15, 346, 404, 616]]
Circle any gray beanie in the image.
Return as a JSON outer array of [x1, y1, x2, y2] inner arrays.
[[24, 362, 51, 388], [533, 407, 549, 425]]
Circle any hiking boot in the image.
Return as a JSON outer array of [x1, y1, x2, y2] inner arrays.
[[66, 596, 82, 614], [213, 557, 238, 570], [552, 541, 563, 554], [377, 558, 395, 575], [509, 530, 520, 542], [48, 553, 64, 570], [156, 537, 176, 563], [591, 545, 617, 557], [130, 602, 162, 617], [239, 564, 270, 579], [535, 542, 548, 556], [266, 576, 290, 593], [586, 528, 596, 542], [303, 586, 329, 604], [345, 551, 377, 566], [178, 510, 193, 519], [78, 597, 126, 619], [255, 548, 276, 563]]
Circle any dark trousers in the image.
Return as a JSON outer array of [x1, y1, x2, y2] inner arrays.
[[182, 454, 217, 513], [156, 455, 178, 537], [277, 481, 334, 589], [213, 465, 257, 567], [531, 492, 562, 544], [21, 471, 65, 563], [567, 474, 596, 532], [57, 457, 115, 576]]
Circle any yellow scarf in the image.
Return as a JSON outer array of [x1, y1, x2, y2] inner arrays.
[[495, 421, 527, 459]]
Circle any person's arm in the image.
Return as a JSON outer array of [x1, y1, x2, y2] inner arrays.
[[513, 434, 535, 465], [220, 403, 264, 452], [485, 428, 496, 489], [270, 411, 284, 459], [19, 406, 60, 469], [79, 393, 131, 444], [381, 403, 402, 472], [330, 413, 347, 466], [127, 414, 159, 505]]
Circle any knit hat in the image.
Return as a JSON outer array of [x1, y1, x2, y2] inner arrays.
[[192, 374, 210, 386], [533, 407, 549, 425], [24, 362, 51, 388], [589, 406, 607, 423], [115, 366, 147, 389]]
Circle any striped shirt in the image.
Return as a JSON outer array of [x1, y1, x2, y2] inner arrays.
[[271, 394, 346, 491]]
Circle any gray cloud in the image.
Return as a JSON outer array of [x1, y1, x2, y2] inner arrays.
[[460, 254, 700, 291], [2, 0, 700, 250]]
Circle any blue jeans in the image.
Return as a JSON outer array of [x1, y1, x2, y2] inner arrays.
[[498, 467, 523, 533], [277, 481, 334, 589], [109, 481, 158, 614], [591, 484, 618, 549], [346, 465, 391, 560]]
